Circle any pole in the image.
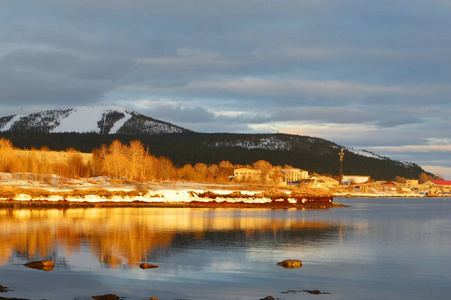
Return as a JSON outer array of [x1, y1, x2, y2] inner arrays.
[[339, 148, 344, 185]]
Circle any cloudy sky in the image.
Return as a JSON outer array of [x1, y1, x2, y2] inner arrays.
[[1, 0, 450, 178]]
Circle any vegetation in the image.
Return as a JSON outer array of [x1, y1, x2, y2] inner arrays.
[[0, 131, 433, 181]]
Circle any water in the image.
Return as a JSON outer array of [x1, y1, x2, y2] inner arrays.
[[0, 197, 450, 299]]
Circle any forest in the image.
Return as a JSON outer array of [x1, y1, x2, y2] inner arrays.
[[0, 138, 290, 184], [0, 138, 438, 186], [0, 131, 432, 180]]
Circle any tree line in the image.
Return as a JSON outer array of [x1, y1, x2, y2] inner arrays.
[[0, 138, 289, 184], [0, 138, 438, 184]]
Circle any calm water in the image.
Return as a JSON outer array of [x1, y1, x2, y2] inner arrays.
[[1, 198, 450, 300]]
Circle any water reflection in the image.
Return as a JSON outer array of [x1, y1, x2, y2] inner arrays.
[[0, 208, 343, 269]]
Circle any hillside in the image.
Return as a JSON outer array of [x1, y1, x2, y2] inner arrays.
[[0, 105, 189, 135], [0, 131, 429, 181], [0, 105, 431, 180]]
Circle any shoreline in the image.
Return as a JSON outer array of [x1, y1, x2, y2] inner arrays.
[[0, 198, 343, 209], [0, 178, 338, 209]]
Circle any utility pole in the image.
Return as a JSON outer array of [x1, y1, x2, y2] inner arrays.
[[339, 148, 344, 185]]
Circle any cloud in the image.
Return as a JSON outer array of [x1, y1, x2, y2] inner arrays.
[[1, 0, 451, 173], [142, 104, 215, 124]]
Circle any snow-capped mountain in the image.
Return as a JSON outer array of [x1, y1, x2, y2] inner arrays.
[[0, 105, 189, 135]]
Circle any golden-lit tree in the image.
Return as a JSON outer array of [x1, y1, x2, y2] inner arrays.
[[127, 140, 146, 181], [252, 160, 273, 184], [0, 138, 15, 172], [156, 156, 176, 180], [207, 164, 219, 182], [108, 140, 128, 179]]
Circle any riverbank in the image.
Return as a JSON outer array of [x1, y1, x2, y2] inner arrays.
[[0, 174, 338, 208]]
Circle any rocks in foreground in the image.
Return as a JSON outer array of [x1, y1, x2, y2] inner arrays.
[[139, 263, 159, 269], [277, 259, 303, 269], [23, 260, 54, 271]]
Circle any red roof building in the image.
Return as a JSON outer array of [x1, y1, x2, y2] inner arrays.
[[429, 180, 451, 186]]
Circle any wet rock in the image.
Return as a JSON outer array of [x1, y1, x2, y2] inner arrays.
[[277, 259, 303, 269], [146, 298, 159, 300], [92, 294, 122, 300], [281, 290, 302, 294], [303, 289, 330, 295], [260, 296, 275, 300], [0, 284, 11, 293], [23, 260, 55, 271], [139, 263, 159, 269], [0, 297, 30, 300]]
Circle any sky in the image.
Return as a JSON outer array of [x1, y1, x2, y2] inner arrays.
[[1, 0, 450, 179]]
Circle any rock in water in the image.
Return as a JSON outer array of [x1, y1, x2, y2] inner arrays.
[[303, 289, 331, 295], [24, 260, 55, 271], [139, 263, 159, 269], [0, 284, 11, 292], [92, 294, 121, 300], [277, 259, 303, 269], [260, 296, 275, 300]]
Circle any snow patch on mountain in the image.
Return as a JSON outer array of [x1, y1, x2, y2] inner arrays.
[[0, 105, 187, 135], [51, 106, 129, 133], [212, 136, 292, 150], [347, 148, 385, 159], [0, 115, 25, 131]]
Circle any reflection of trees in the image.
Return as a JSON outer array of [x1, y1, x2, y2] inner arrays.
[[0, 208, 342, 268]]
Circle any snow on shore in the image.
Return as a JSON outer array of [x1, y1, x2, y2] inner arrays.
[[0, 173, 280, 203]]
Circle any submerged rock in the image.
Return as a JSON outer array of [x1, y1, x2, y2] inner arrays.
[[0, 284, 11, 293], [92, 294, 122, 300], [303, 289, 331, 295], [23, 260, 55, 271], [277, 259, 303, 269], [139, 263, 159, 269], [260, 296, 275, 300]]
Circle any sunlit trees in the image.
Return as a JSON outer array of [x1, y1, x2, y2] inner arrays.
[[252, 160, 273, 184], [419, 172, 432, 184], [0, 138, 15, 172], [217, 160, 234, 182], [155, 156, 175, 180], [127, 140, 146, 181]]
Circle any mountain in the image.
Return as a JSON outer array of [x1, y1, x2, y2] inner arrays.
[[0, 105, 189, 135], [0, 106, 431, 180]]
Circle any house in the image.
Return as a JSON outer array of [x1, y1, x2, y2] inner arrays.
[[405, 179, 419, 189], [423, 180, 451, 195], [342, 175, 371, 185], [281, 168, 308, 183], [380, 181, 398, 193], [299, 175, 338, 189], [233, 168, 261, 182]]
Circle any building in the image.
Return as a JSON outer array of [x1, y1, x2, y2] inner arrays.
[[233, 168, 262, 182], [405, 179, 419, 189], [423, 180, 451, 195], [299, 175, 338, 189], [281, 168, 308, 183], [342, 175, 371, 185]]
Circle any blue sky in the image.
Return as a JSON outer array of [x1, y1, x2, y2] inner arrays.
[[1, 0, 450, 179]]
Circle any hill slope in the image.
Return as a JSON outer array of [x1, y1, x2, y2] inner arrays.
[[0, 105, 189, 135], [0, 105, 430, 180], [0, 131, 429, 181]]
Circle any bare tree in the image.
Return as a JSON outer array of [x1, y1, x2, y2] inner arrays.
[[127, 140, 146, 181]]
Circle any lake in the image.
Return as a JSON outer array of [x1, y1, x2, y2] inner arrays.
[[1, 197, 450, 299]]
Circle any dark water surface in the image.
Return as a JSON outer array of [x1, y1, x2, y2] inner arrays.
[[0, 197, 450, 299]]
